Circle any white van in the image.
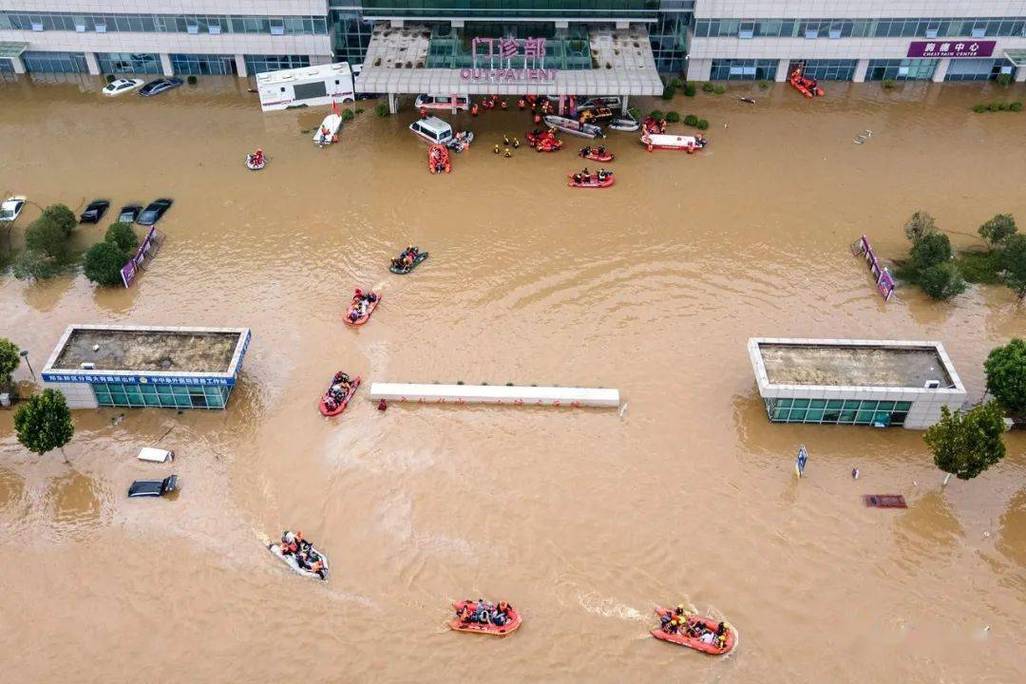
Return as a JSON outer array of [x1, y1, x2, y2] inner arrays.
[[137, 447, 174, 463], [414, 94, 470, 112], [409, 116, 454, 145]]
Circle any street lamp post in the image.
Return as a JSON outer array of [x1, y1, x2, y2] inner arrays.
[[19, 349, 36, 381]]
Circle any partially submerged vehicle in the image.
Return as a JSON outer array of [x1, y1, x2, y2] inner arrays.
[[137, 198, 173, 225], [79, 199, 110, 224], [410, 116, 456, 146], [117, 204, 142, 224], [0, 196, 26, 223], [137, 447, 174, 463], [139, 78, 183, 97], [543, 115, 603, 139], [103, 78, 144, 96], [128, 475, 178, 498], [415, 94, 470, 112]]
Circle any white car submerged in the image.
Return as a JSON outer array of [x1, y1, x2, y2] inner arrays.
[[0, 196, 26, 223], [103, 78, 144, 96]]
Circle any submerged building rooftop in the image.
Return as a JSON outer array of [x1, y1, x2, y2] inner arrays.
[[46, 325, 248, 375], [751, 338, 958, 389]]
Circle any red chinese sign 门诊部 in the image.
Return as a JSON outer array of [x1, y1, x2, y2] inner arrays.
[[906, 40, 996, 58]]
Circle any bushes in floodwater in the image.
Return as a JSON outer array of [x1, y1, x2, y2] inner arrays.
[[683, 114, 698, 127], [973, 101, 1023, 113], [683, 83, 696, 97], [702, 82, 714, 93], [713, 84, 726, 95], [696, 119, 709, 130], [996, 72, 1013, 87], [375, 102, 390, 117], [341, 109, 355, 122], [648, 109, 665, 121], [665, 111, 680, 123], [661, 84, 676, 100], [881, 79, 897, 90], [186, 75, 197, 85]]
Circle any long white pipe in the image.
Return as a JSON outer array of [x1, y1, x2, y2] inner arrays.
[[369, 383, 620, 408]]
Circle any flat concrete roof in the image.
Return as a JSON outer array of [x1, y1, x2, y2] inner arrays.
[[750, 338, 960, 390], [46, 325, 248, 375]]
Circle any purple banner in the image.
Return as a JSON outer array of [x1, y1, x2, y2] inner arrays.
[[907, 40, 995, 58], [120, 225, 157, 288]]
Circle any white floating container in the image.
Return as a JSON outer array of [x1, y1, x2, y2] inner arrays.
[[369, 383, 620, 408]]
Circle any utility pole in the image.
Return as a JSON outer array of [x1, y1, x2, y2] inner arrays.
[[19, 349, 36, 381]]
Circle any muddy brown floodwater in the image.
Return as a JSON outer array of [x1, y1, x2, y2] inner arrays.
[[1, 76, 1026, 683]]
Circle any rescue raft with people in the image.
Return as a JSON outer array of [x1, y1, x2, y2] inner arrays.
[[579, 145, 614, 162], [652, 606, 737, 655], [245, 149, 266, 170], [389, 246, 427, 274], [526, 128, 563, 152], [446, 130, 474, 153], [789, 64, 824, 98], [450, 599, 521, 636], [544, 115, 603, 139], [268, 530, 329, 581], [642, 116, 667, 135], [319, 371, 361, 416], [345, 288, 380, 326], [428, 144, 451, 174], [568, 168, 614, 188], [640, 132, 708, 153], [314, 104, 343, 146]]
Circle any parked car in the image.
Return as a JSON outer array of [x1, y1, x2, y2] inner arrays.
[[79, 199, 110, 224], [137, 198, 173, 226], [415, 94, 470, 112], [139, 78, 183, 97], [102, 78, 144, 96], [0, 196, 26, 223], [128, 475, 178, 498], [409, 117, 455, 146], [117, 204, 142, 223]]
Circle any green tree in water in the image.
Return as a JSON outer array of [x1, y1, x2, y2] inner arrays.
[[978, 213, 1017, 249], [0, 338, 20, 386], [904, 211, 937, 245], [83, 241, 129, 286], [41, 204, 77, 237], [985, 338, 1026, 415], [104, 222, 139, 254], [1001, 234, 1026, 301], [924, 402, 1006, 481], [13, 389, 75, 463], [918, 262, 966, 300]]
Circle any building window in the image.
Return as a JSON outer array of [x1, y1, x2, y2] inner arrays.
[[97, 52, 160, 75], [866, 58, 938, 81], [22, 51, 87, 74], [945, 58, 1014, 81], [170, 53, 237, 76], [710, 59, 777, 81], [796, 59, 858, 81], [0, 11, 327, 35], [244, 54, 311, 75], [765, 398, 913, 426], [92, 381, 232, 409]]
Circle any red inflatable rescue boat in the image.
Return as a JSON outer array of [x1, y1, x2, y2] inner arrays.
[[579, 146, 614, 162], [526, 129, 563, 152], [318, 372, 361, 417], [789, 65, 825, 98], [449, 600, 522, 637], [651, 608, 737, 655], [428, 144, 451, 174], [345, 290, 380, 326]]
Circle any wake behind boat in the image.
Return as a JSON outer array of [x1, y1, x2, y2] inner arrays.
[[268, 530, 329, 581], [544, 115, 603, 139]]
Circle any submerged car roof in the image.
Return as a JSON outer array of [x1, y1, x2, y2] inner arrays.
[[416, 117, 453, 134]]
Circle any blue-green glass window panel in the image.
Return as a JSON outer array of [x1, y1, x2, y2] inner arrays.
[[792, 398, 810, 408], [896, 402, 912, 411], [789, 409, 808, 422], [877, 401, 895, 411], [171, 385, 189, 397], [855, 410, 875, 424], [143, 393, 161, 407], [806, 409, 825, 422], [775, 398, 793, 409], [842, 400, 862, 410], [771, 406, 790, 421], [157, 384, 173, 397], [826, 399, 843, 409], [809, 399, 827, 409], [838, 408, 857, 423]]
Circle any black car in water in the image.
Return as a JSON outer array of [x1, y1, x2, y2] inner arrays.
[[137, 198, 173, 226], [79, 199, 110, 224], [117, 204, 142, 223], [139, 78, 183, 97]]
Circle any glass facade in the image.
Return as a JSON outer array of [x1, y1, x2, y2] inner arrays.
[[244, 54, 311, 75], [170, 53, 237, 76], [0, 12, 327, 35], [97, 52, 160, 74], [710, 58, 777, 80], [22, 51, 87, 73], [351, 1, 668, 19], [695, 17, 1026, 39], [93, 381, 230, 410], [945, 57, 1014, 81], [866, 58, 938, 81], [765, 398, 913, 427], [0, 58, 15, 73], [650, 10, 689, 73], [798, 59, 858, 81], [425, 24, 591, 70]]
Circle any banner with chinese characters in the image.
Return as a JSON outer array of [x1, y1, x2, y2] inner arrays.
[[42, 372, 235, 386], [907, 40, 996, 58], [470, 36, 548, 69]]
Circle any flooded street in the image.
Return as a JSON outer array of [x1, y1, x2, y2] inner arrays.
[[2, 76, 1026, 682]]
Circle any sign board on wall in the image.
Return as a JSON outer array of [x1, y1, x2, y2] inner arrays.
[[42, 372, 235, 386], [907, 40, 996, 58]]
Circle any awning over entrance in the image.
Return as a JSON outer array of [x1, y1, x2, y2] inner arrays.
[[356, 26, 663, 97], [1004, 49, 1026, 67], [0, 42, 28, 59]]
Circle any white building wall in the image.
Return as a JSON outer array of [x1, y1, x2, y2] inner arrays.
[[689, 1, 1026, 81], [4, 1, 327, 14], [42, 382, 98, 410]]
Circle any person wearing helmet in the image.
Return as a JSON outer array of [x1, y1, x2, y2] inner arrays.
[[280, 531, 298, 556]]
